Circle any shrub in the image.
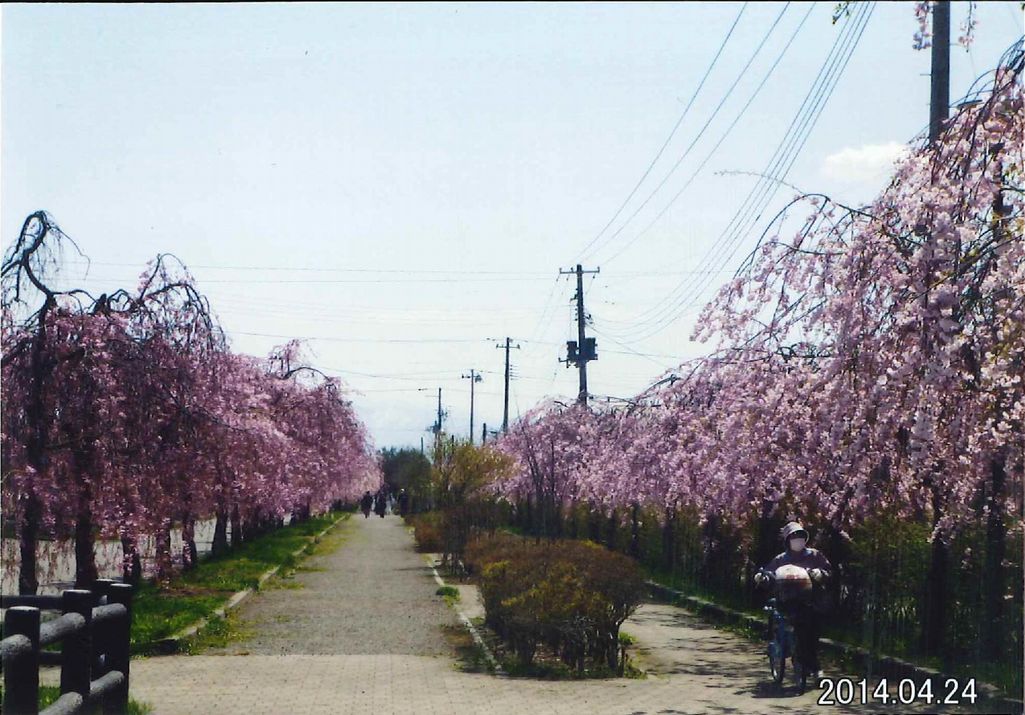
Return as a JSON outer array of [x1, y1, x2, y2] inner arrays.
[[408, 511, 444, 553], [464, 531, 524, 575], [472, 533, 645, 674]]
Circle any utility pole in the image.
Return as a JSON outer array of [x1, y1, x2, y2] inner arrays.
[[495, 337, 521, 432], [921, 0, 951, 657], [418, 387, 445, 443], [461, 369, 482, 444], [929, 0, 950, 143], [437, 387, 443, 436], [559, 264, 600, 405]]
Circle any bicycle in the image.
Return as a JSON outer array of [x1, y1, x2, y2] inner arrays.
[[757, 568, 810, 693], [764, 593, 808, 693]]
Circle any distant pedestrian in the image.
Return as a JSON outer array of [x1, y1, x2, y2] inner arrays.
[[374, 490, 387, 518], [397, 489, 410, 517], [360, 491, 373, 519]]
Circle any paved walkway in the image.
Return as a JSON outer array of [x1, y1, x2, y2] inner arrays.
[[204, 513, 456, 656], [129, 515, 994, 714]]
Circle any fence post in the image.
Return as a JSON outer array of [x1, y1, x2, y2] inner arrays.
[[3, 606, 40, 715], [91, 579, 114, 679], [61, 589, 94, 702], [103, 583, 133, 714], [92, 579, 114, 604]]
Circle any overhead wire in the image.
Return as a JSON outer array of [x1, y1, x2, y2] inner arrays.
[[599, 1, 818, 266], [602, 2, 874, 344], [61, 260, 553, 276], [581, 3, 791, 262], [643, 1, 874, 334], [573, 1, 749, 261]]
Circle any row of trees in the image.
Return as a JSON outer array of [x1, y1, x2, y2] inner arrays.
[[493, 47, 1023, 672], [1, 215, 381, 593]]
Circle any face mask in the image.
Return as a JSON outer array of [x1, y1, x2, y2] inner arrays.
[[789, 537, 807, 552]]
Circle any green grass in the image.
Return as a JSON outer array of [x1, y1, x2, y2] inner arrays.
[[180, 611, 253, 654], [0, 685, 152, 714], [132, 511, 347, 652], [435, 585, 460, 605]]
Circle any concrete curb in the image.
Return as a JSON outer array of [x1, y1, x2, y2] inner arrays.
[[422, 552, 505, 676], [149, 514, 348, 654], [646, 580, 1023, 714]]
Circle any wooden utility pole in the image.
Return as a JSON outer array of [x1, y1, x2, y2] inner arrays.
[[495, 337, 521, 432], [559, 264, 599, 405], [437, 387, 443, 436], [419, 386, 444, 447], [461, 369, 482, 444], [929, 0, 950, 143], [922, 0, 952, 657]]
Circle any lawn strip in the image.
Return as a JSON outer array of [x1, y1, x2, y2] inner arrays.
[[132, 510, 350, 653]]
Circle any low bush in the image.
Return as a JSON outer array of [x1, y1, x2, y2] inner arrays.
[[472, 533, 645, 675], [407, 511, 444, 553]]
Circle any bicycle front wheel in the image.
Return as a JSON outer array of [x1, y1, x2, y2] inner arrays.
[[768, 642, 785, 685]]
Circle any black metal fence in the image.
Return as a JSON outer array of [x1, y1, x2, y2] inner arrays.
[[0, 579, 133, 715]]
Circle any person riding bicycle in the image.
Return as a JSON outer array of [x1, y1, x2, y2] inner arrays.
[[754, 521, 832, 679]]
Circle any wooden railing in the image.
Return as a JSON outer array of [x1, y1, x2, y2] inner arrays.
[[0, 579, 133, 715]]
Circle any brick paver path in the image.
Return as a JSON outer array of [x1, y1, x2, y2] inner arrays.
[[129, 515, 989, 714]]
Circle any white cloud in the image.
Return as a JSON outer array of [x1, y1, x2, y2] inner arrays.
[[821, 142, 909, 184]]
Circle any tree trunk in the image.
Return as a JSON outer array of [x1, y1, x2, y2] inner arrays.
[[212, 508, 229, 556], [154, 522, 173, 582], [629, 503, 641, 559], [588, 504, 602, 543], [981, 450, 1007, 659], [18, 495, 41, 595], [607, 628, 619, 671], [21, 306, 54, 596], [230, 504, 242, 548], [182, 515, 199, 571], [921, 490, 948, 657], [121, 536, 142, 585], [662, 507, 676, 572], [605, 509, 618, 551], [73, 508, 99, 588]]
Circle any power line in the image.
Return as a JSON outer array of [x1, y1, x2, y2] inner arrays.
[[582, 3, 791, 263], [230, 330, 485, 344], [62, 260, 554, 276], [599, 2, 817, 265], [643, 1, 874, 334], [589, 326, 677, 371], [574, 2, 749, 260], [620, 3, 871, 332], [604, 2, 874, 344], [63, 274, 556, 285]]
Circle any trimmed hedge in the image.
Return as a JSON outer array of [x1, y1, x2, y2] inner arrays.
[[467, 533, 645, 674]]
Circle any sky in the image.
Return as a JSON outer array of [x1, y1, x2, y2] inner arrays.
[[3, 2, 1023, 449]]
